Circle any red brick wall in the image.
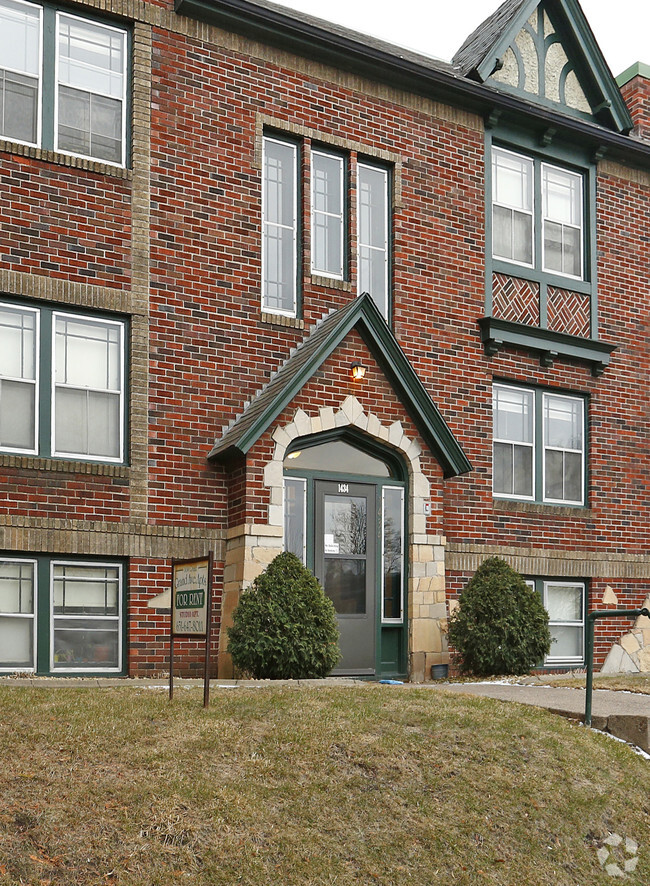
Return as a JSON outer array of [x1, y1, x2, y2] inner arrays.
[[620, 74, 650, 140]]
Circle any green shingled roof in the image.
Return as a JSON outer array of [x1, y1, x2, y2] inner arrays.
[[208, 293, 471, 479]]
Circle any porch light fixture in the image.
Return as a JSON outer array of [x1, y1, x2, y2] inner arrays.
[[351, 362, 367, 380]]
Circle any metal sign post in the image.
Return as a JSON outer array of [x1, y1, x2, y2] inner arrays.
[[585, 606, 649, 726], [169, 553, 214, 707]]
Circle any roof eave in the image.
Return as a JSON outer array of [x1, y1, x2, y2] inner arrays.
[[175, 0, 650, 168]]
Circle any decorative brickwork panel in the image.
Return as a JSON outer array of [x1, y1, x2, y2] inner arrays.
[[547, 287, 590, 338], [492, 273, 540, 325]]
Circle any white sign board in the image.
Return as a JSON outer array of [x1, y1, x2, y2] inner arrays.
[[172, 558, 210, 636]]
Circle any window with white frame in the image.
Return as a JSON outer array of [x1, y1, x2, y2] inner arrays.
[[0, 0, 127, 166], [311, 149, 344, 279], [0, 0, 42, 145], [492, 146, 584, 280], [358, 162, 389, 320], [493, 383, 585, 505], [51, 561, 122, 671], [0, 302, 126, 462], [262, 135, 298, 316], [526, 578, 585, 665], [262, 134, 392, 320], [381, 486, 403, 622], [0, 558, 36, 671]]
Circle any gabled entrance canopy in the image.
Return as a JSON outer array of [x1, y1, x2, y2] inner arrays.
[[453, 0, 633, 132], [208, 293, 471, 479]]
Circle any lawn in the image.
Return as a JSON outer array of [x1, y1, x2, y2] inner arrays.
[[0, 684, 647, 885], [542, 673, 650, 694]]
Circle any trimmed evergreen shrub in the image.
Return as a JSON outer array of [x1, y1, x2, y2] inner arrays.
[[448, 556, 551, 676], [227, 552, 341, 679]]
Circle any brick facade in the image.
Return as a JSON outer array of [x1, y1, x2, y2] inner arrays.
[[1, 0, 649, 679]]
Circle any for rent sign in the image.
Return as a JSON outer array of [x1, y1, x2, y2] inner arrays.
[[172, 558, 210, 636]]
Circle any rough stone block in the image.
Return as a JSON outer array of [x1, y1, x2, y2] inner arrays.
[[601, 585, 618, 605], [410, 651, 426, 683]]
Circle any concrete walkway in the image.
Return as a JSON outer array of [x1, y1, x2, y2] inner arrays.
[[1, 675, 648, 753]]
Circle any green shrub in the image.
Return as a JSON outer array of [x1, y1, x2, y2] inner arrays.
[[227, 552, 341, 679], [448, 557, 551, 676]]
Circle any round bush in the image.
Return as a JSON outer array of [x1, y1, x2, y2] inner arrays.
[[227, 551, 341, 679], [448, 556, 551, 676]]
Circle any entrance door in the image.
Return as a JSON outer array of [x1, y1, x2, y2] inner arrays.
[[314, 481, 376, 675]]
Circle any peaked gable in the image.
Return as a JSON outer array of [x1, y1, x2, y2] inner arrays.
[[208, 294, 471, 479], [453, 0, 632, 133]]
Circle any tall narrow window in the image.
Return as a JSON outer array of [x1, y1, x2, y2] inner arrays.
[[543, 392, 584, 504], [56, 13, 126, 165], [0, 303, 38, 453], [542, 163, 583, 278], [0, 559, 36, 671], [53, 313, 124, 461], [492, 385, 534, 499], [51, 562, 121, 671], [492, 147, 534, 266], [311, 150, 344, 279], [358, 162, 389, 319], [0, 0, 41, 145], [284, 477, 306, 565], [544, 581, 584, 663], [382, 486, 403, 622], [262, 136, 298, 315]]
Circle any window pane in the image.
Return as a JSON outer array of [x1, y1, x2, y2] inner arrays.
[[358, 165, 387, 248], [545, 396, 582, 449], [312, 152, 342, 215], [382, 488, 403, 621], [543, 166, 581, 226], [0, 379, 35, 449], [563, 451, 583, 502], [2, 70, 38, 143], [544, 448, 564, 500], [513, 445, 533, 497], [283, 440, 391, 476], [0, 616, 33, 667], [57, 85, 90, 155], [512, 210, 533, 264], [55, 388, 120, 458], [263, 138, 296, 313], [324, 497, 367, 556], [311, 152, 343, 277], [0, 0, 40, 77], [53, 564, 119, 615], [548, 625, 582, 659], [493, 149, 533, 211], [53, 620, 119, 669], [493, 441, 513, 495], [546, 584, 583, 621], [494, 386, 533, 443], [543, 220, 563, 273], [563, 225, 581, 277], [0, 560, 34, 614], [493, 205, 513, 260], [0, 305, 36, 380], [324, 559, 365, 614], [284, 478, 306, 564], [264, 139, 296, 227], [87, 391, 120, 458], [58, 15, 124, 99]]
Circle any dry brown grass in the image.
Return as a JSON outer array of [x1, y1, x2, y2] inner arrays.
[[0, 684, 648, 885], [540, 673, 650, 694]]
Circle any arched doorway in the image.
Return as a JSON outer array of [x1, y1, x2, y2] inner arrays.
[[283, 431, 407, 677]]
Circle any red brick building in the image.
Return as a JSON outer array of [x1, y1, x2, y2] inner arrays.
[[1, 0, 649, 679]]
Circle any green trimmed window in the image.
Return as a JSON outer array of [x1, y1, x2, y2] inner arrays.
[[0, 0, 128, 166], [0, 556, 125, 673], [493, 383, 585, 505], [525, 578, 585, 666], [0, 301, 126, 462], [492, 146, 584, 281], [262, 134, 391, 321]]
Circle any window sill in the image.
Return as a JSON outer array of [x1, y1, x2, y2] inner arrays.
[[493, 498, 593, 518], [261, 312, 305, 329], [478, 316, 616, 376], [0, 454, 130, 477], [310, 275, 353, 292], [0, 139, 131, 180]]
